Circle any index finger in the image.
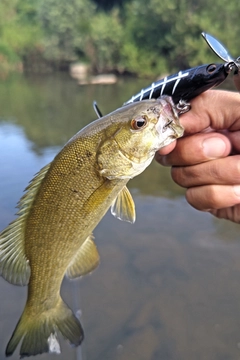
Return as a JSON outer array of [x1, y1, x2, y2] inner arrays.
[[180, 89, 240, 134]]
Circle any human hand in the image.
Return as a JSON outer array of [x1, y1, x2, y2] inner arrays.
[[156, 90, 240, 223]]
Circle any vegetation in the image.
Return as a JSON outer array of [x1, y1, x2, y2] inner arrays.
[[0, 0, 240, 78]]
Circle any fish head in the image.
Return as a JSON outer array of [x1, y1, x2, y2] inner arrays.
[[97, 96, 184, 180]]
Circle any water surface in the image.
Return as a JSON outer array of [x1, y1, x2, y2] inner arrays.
[[0, 74, 240, 360]]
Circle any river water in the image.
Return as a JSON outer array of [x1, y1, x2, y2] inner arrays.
[[0, 73, 240, 360]]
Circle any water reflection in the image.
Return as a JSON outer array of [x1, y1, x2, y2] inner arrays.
[[1, 74, 240, 360], [0, 74, 149, 151]]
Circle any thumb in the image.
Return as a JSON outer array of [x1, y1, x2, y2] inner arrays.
[[180, 90, 240, 134]]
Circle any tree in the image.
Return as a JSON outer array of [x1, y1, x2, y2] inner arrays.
[[85, 9, 124, 73], [37, 0, 95, 65]]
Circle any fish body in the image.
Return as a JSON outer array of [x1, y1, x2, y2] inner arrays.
[[0, 97, 184, 357]]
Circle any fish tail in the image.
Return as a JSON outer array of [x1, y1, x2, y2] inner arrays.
[[6, 298, 84, 357]]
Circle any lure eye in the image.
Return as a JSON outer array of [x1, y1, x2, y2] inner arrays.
[[131, 115, 148, 130], [207, 63, 217, 73]]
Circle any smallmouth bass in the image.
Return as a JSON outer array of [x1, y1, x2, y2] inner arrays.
[[0, 96, 184, 357]]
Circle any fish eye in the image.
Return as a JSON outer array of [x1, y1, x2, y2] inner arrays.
[[207, 63, 217, 73], [131, 115, 148, 130]]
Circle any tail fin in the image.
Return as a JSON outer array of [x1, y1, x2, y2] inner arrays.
[[6, 299, 84, 358]]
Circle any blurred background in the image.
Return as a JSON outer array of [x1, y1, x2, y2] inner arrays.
[[1, 0, 240, 79], [1, 1, 240, 360]]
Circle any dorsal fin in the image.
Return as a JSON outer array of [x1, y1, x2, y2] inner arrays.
[[66, 234, 100, 278], [0, 162, 51, 285]]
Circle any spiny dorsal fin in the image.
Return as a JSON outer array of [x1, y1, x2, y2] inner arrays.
[[66, 234, 100, 278], [0, 162, 51, 285], [111, 185, 136, 223]]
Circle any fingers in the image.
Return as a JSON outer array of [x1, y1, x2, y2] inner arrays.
[[171, 155, 240, 188], [179, 90, 240, 133], [156, 132, 232, 166], [157, 89, 240, 159], [226, 131, 240, 153], [185, 184, 240, 211], [155, 89, 240, 224], [210, 205, 240, 223]]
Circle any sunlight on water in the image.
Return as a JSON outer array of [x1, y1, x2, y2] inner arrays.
[[0, 74, 240, 360]]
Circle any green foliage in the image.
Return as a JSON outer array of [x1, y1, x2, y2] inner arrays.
[[0, 0, 42, 54], [120, 42, 168, 77], [91, 0, 130, 11], [121, 0, 240, 75], [0, 0, 240, 77], [85, 9, 124, 73], [37, 0, 95, 63], [0, 0, 42, 77], [122, 0, 212, 73]]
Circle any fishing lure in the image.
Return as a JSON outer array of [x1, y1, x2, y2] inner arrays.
[[125, 33, 240, 113], [124, 63, 228, 114], [201, 32, 240, 92], [93, 33, 240, 118]]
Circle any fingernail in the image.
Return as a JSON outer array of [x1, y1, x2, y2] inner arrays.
[[233, 185, 240, 197], [202, 137, 227, 158]]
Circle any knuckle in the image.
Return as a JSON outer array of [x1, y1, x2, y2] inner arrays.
[[210, 157, 240, 184], [234, 159, 240, 181], [205, 187, 221, 208], [186, 185, 221, 211], [207, 160, 221, 180], [171, 166, 187, 186], [185, 187, 201, 209], [171, 165, 202, 187]]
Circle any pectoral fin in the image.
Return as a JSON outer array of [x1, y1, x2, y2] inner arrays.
[[66, 234, 100, 278], [111, 186, 136, 223]]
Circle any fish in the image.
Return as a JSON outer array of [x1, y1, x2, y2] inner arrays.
[[0, 96, 184, 357]]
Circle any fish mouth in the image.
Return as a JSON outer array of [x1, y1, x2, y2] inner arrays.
[[155, 116, 184, 148], [153, 97, 183, 142]]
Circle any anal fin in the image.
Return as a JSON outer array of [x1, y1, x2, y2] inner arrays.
[[66, 234, 100, 279]]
